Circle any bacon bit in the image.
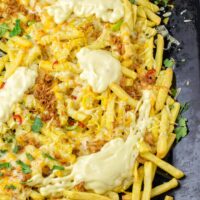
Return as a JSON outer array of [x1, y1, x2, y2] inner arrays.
[[87, 140, 107, 153], [0, 82, 5, 89], [78, 122, 85, 128], [53, 60, 59, 66], [68, 117, 75, 126], [71, 95, 77, 100], [13, 114, 23, 125], [144, 69, 156, 84], [74, 182, 86, 192]]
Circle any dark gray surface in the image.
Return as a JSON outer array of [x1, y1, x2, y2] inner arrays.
[[156, 0, 200, 199]]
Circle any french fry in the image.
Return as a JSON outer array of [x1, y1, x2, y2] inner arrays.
[[143, 7, 161, 25], [142, 162, 153, 200], [122, 178, 178, 200], [132, 166, 144, 200], [151, 178, 178, 198], [109, 83, 138, 107], [155, 34, 164, 75], [122, 67, 137, 80], [140, 152, 184, 179], [164, 195, 174, 200], [64, 191, 111, 200], [156, 68, 173, 112], [136, 0, 160, 12], [157, 106, 170, 158], [169, 102, 181, 132]]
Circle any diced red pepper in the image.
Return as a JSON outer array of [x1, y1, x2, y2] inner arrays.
[[53, 60, 58, 65], [78, 122, 85, 128], [0, 82, 5, 89], [144, 69, 156, 84], [13, 114, 23, 125]]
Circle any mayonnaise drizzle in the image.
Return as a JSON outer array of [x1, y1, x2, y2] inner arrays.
[[0, 67, 38, 122], [77, 48, 122, 93], [29, 90, 152, 196], [47, 0, 124, 24]]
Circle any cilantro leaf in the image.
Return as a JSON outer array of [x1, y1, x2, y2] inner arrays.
[[9, 19, 22, 37], [175, 117, 188, 142], [16, 160, 32, 174], [180, 103, 189, 114], [112, 19, 123, 32], [0, 23, 9, 37], [164, 58, 175, 68], [26, 153, 34, 161], [31, 117, 43, 133], [42, 153, 56, 161], [5, 184, 16, 190], [52, 165, 64, 171], [0, 162, 11, 169]]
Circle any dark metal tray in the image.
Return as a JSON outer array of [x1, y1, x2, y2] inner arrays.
[[154, 0, 200, 199]]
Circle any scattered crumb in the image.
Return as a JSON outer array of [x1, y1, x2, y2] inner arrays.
[[180, 9, 187, 15], [184, 19, 192, 23]]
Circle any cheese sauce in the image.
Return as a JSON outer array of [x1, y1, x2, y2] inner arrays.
[[47, 0, 124, 24], [33, 90, 151, 196], [77, 48, 122, 93], [0, 67, 38, 122]]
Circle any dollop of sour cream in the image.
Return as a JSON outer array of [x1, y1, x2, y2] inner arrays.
[[77, 48, 122, 93], [31, 91, 151, 196], [47, 0, 124, 24], [0, 67, 38, 122]]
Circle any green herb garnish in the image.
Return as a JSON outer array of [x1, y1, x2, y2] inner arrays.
[[0, 162, 11, 169], [42, 153, 56, 161], [16, 160, 32, 174], [52, 165, 64, 171], [9, 19, 22, 37], [5, 184, 16, 190], [175, 103, 189, 142], [0, 23, 9, 37], [112, 19, 123, 32], [26, 153, 34, 161], [164, 58, 175, 68], [13, 145, 20, 154], [175, 117, 188, 142], [31, 117, 43, 133]]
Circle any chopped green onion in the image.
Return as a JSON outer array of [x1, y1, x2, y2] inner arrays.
[[13, 145, 20, 154], [0, 162, 11, 169], [9, 19, 22, 37], [16, 160, 32, 174], [42, 153, 56, 161], [52, 165, 64, 171], [31, 117, 43, 133], [4, 184, 16, 190], [164, 58, 175, 68], [26, 153, 34, 161], [112, 19, 123, 32]]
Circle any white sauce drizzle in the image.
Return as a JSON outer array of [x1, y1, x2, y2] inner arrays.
[[28, 90, 152, 196], [47, 0, 124, 24], [77, 48, 122, 93], [0, 67, 38, 122]]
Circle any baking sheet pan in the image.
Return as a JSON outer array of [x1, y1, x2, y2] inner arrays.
[[154, 0, 200, 199]]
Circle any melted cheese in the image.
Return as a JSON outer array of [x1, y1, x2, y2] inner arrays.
[[33, 90, 151, 196], [0, 67, 38, 122], [47, 0, 124, 24], [77, 48, 122, 93]]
